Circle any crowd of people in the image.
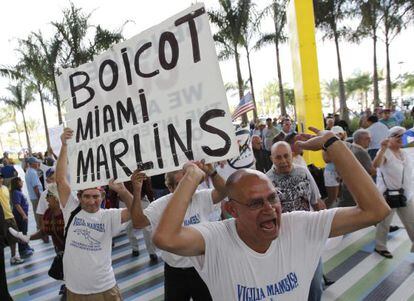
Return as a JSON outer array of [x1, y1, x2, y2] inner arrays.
[[0, 104, 413, 301]]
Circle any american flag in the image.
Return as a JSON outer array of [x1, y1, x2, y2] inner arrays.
[[231, 92, 255, 120]]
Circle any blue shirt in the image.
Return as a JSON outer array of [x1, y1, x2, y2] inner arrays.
[[12, 189, 29, 215], [0, 165, 17, 178], [25, 167, 43, 200]]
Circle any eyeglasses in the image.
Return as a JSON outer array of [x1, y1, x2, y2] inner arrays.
[[391, 134, 403, 139], [230, 194, 279, 210]]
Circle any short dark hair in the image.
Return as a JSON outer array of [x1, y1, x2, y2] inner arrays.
[[266, 118, 272, 122], [367, 115, 378, 123]]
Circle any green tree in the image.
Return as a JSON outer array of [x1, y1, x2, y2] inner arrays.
[[241, 7, 260, 120], [29, 32, 64, 124], [402, 72, 414, 92], [256, 0, 288, 116], [378, 1, 410, 107], [261, 81, 295, 117], [209, 0, 253, 123], [345, 72, 372, 110], [352, 0, 381, 107], [52, 2, 124, 68], [1, 82, 35, 154], [18, 34, 56, 149], [314, 0, 353, 122], [323, 79, 339, 113]]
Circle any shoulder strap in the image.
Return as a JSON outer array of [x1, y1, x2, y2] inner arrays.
[[63, 206, 82, 251]]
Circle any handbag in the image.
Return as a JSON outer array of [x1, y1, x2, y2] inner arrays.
[[380, 167, 407, 209], [48, 206, 81, 280]]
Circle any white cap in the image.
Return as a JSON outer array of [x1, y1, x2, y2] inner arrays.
[[388, 126, 406, 138], [331, 126, 345, 134]]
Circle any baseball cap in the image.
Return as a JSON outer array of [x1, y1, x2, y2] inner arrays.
[[388, 126, 406, 138], [46, 168, 55, 178], [27, 157, 41, 164]]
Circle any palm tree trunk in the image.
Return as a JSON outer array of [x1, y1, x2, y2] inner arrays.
[[11, 108, 23, 148], [275, 40, 286, 116], [334, 33, 348, 123], [53, 78, 63, 124], [245, 48, 258, 121], [0, 136, 3, 153], [37, 86, 51, 149], [21, 110, 32, 155], [332, 98, 336, 113], [385, 35, 392, 108], [234, 47, 248, 124], [372, 31, 380, 107]]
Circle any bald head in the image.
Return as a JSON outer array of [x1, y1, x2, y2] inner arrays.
[[270, 141, 293, 174], [226, 169, 272, 201]]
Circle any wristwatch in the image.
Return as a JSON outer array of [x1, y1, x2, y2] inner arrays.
[[322, 136, 339, 151]]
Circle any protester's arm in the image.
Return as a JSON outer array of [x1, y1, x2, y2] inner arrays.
[[129, 170, 150, 229], [56, 128, 73, 208], [108, 179, 132, 223], [14, 204, 28, 221], [372, 139, 388, 168], [152, 163, 206, 256], [312, 200, 326, 211], [197, 161, 227, 204], [34, 186, 41, 199], [297, 130, 391, 238]]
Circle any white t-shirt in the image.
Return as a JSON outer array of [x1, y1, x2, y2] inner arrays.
[[36, 190, 48, 215], [191, 209, 337, 301], [62, 194, 124, 294], [144, 189, 214, 268]]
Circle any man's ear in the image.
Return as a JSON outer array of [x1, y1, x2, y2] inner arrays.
[[225, 201, 239, 218]]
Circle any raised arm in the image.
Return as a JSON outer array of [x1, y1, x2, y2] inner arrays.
[[108, 179, 132, 223], [197, 161, 227, 204], [56, 128, 73, 208], [129, 170, 150, 229], [297, 130, 391, 237], [152, 162, 206, 256], [372, 139, 389, 168]]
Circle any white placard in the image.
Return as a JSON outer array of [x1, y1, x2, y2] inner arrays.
[[56, 4, 238, 190]]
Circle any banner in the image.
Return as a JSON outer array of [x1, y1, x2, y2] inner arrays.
[[56, 4, 238, 190]]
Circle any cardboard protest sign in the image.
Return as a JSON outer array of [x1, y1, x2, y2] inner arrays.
[[56, 4, 238, 190]]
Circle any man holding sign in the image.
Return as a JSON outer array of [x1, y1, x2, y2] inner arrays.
[[56, 128, 133, 300], [152, 130, 391, 300]]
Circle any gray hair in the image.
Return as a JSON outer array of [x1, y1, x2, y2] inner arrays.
[[353, 129, 370, 143]]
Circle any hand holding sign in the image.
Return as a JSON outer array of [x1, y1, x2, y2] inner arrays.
[[61, 128, 74, 146]]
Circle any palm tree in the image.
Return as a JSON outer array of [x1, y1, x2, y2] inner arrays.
[[323, 79, 339, 113], [209, 0, 253, 124], [314, 0, 353, 123], [1, 82, 35, 154], [18, 34, 54, 149], [352, 0, 381, 107], [52, 2, 124, 68], [241, 7, 261, 120], [30, 32, 64, 124], [345, 73, 372, 110], [255, 0, 288, 116], [378, 1, 410, 107]]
